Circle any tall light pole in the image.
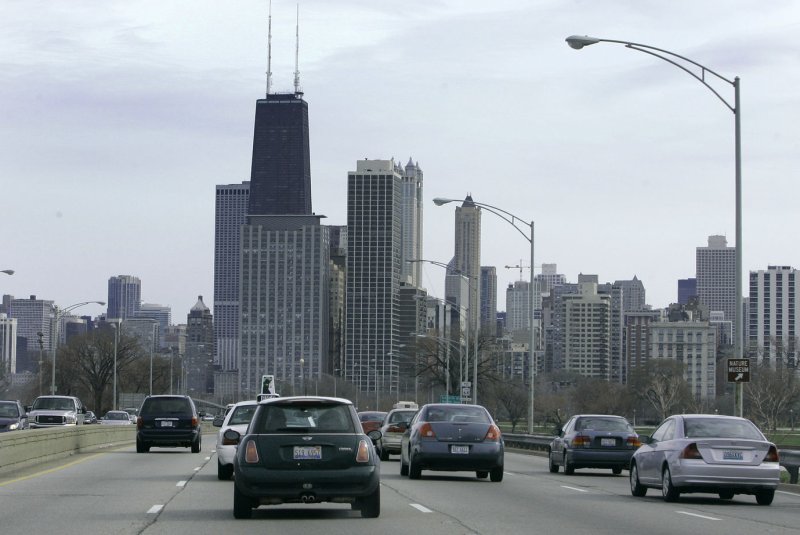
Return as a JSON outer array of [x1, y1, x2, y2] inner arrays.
[[148, 320, 157, 396], [111, 321, 119, 409], [300, 358, 306, 395], [434, 197, 536, 430], [1, 269, 14, 276], [566, 35, 742, 416], [51, 300, 105, 395]]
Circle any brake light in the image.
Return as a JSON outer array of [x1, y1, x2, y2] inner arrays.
[[680, 443, 702, 459], [245, 439, 259, 463], [419, 422, 436, 439], [626, 436, 641, 448], [484, 424, 502, 442], [222, 434, 238, 446], [356, 439, 370, 463], [191, 416, 198, 427], [764, 445, 779, 463], [136, 416, 143, 429], [571, 435, 591, 447]]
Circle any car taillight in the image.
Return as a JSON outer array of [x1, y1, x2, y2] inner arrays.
[[764, 445, 779, 463], [484, 425, 501, 442], [192, 416, 198, 427], [419, 422, 436, 439], [136, 416, 143, 429], [679, 443, 702, 459], [245, 440, 259, 463], [222, 434, 238, 446], [571, 435, 591, 447], [626, 436, 641, 448], [356, 439, 370, 463]]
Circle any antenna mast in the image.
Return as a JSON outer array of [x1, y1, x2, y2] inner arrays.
[[266, 0, 273, 96], [293, 3, 302, 95]]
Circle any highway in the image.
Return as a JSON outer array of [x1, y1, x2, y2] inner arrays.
[[1, 441, 798, 535]]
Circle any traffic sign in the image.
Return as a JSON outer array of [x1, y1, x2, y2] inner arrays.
[[727, 358, 750, 383], [439, 395, 460, 404], [461, 381, 471, 401]]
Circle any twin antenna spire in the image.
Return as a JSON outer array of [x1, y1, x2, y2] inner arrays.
[[266, 1, 302, 97]]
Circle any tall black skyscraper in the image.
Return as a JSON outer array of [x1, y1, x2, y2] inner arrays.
[[247, 92, 311, 216]]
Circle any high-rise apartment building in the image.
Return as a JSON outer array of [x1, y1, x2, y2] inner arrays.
[[696, 235, 736, 339], [400, 159, 423, 286], [480, 267, 497, 335], [451, 196, 481, 333], [107, 275, 141, 320], [0, 314, 18, 375], [8, 295, 54, 351], [649, 317, 717, 401], [614, 276, 647, 312], [345, 159, 403, 398], [505, 281, 530, 335], [748, 265, 798, 368], [563, 281, 612, 379], [214, 181, 250, 371]]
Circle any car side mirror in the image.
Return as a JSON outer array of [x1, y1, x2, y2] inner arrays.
[[25, 406, 31, 412], [640, 435, 652, 444], [223, 429, 241, 445], [367, 430, 382, 443], [213, 416, 224, 427]]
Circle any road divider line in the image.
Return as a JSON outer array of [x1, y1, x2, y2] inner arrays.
[[410, 503, 433, 513], [193, 467, 201, 471], [147, 505, 164, 514], [777, 490, 800, 497], [205, 457, 211, 461], [561, 485, 588, 493], [0, 453, 105, 488], [176, 481, 187, 487], [676, 511, 720, 521]]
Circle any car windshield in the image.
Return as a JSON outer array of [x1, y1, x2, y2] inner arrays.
[[575, 418, 632, 432], [255, 403, 354, 433], [32, 398, 75, 411], [683, 418, 764, 440], [425, 406, 489, 423], [359, 412, 385, 422], [388, 410, 415, 424], [229, 405, 257, 426], [0, 403, 20, 417], [143, 398, 191, 414], [106, 411, 128, 420]]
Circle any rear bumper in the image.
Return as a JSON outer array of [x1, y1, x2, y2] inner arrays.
[[413, 441, 504, 471], [380, 433, 403, 453], [138, 428, 200, 447], [671, 460, 780, 492], [567, 448, 634, 468], [235, 464, 380, 503]]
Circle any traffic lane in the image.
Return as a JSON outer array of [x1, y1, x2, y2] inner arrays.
[[0, 441, 213, 535], [503, 451, 800, 534]]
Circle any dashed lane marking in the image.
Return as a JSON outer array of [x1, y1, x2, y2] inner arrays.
[[676, 511, 720, 521], [176, 481, 187, 487], [147, 505, 164, 514], [410, 503, 433, 513], [777, 490, 800, 497], [560, 485, 588, 493]]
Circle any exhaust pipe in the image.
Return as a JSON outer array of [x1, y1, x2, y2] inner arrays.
[[300, 493, 316, 503]]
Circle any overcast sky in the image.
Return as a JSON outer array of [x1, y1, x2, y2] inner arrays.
[[2, 0, 799, 320]]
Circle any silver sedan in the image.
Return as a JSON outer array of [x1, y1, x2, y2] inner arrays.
[[630, 414, 780, 505]]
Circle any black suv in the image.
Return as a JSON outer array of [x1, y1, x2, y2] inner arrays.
[[136, 395, 202, 453]]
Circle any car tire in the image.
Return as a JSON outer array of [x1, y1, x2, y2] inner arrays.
[[379, 447, 389, 461], [218, 461, 234, 480], [136, 438, 149, 453], [233, 484, 253, 519], [400, 454, 409, 476], [629, 462, 647, 497], [191, 435, 201, 453], [359, 486, 380, 518], [476, 471, 489, 479], [718, 490, 734, 500], [612, 467, 623, 475], [661, 467, 680, 502], [548, 452, 559, 473], [409, 452, 422, 480], [563, 451, 575, 475], [755, 489, 774, 506], [489, 466, 503, 482]]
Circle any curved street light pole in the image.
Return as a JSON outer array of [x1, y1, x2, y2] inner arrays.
[[51, 300, 105, 395], [566, 35, 742, 416], [433, 197, 536, 431], [1, 269, 14, 276]]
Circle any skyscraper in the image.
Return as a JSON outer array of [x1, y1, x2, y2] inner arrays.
[[748, 265, 798, 368], [400, 159, 424, 286], [678, 278, 697, 305], [186, 296, 214, 396], [480, 266, 497, 335], [107, 275, 141, 320], [214, 181, 250, 371], [696, 235, 736, 339], [614, 276, 647, 312], [450, 195, 481, 333]]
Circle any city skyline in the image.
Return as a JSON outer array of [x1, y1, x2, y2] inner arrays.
[[3, 1, 799, 318]]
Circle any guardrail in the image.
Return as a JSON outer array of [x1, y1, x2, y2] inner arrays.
[[503, 432, 800, 484]]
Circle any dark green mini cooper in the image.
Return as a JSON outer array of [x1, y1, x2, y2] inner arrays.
[[226, 396, 381, 519]]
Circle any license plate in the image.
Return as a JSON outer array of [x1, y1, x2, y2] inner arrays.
[[294, 446, 322, 460], [160, 420, 174, 428], [723, 450, 743, 461], [451, 445, 469, 454], [601, 438, 616, 447]]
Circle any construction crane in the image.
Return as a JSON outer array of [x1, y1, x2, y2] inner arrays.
[[504, 262, 543, 281]]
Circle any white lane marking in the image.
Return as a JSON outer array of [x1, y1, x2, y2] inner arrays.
[[410, 503, 433, 513], [561, 485, 588, 493], [147, 505, 164, 514], [205, 456, 211, 461], [676, 511, 720, 521], [176, 481, 187, 487], [193, 467, 201, 471], [777, 490, 800, 497], [504, 471, 516, 476]]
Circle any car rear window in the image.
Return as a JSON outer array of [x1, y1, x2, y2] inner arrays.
[[254, 403, 354, 433], [229, 405, 257, 426], [387, 410, 416, 424], [575, 418, 632, 432], [142, 397, 192, 415], [683, 418, 764, 440], [425, 406, 489, 423]]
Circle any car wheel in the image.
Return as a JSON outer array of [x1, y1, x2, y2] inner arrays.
[[548, 452, 559, 473], [563, 451, 575, 475], [191, 435, 201, 453], [718, 490, 734, 500], [233, 484, 253, 519], [218, 461, 233, 481], [490, 466, 504, 482], [476, 471, 489, 479], [612, 467, 623, 475], [409, 452, 422, 480], [379, 447, 389, 461], [629, 462, 647, 497], [136, 438, 149, 453], [755, 489, 774, 506], [400, 454, 409, 476], [359, 486, 380, 518], [661, 467, 680, 502]]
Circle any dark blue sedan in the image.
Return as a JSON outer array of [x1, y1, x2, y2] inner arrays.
[[548, 414, 640, 475], [0, 400, 28, 432]]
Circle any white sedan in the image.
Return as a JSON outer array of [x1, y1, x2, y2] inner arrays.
[[214, 400, 258, 480], [100, 410, 134, 425]]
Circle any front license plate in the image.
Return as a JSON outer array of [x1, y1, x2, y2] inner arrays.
[[723, 450, 743, 461], [451, 445, 469, 454], [160, 421, 174, 428], [294, 446, 322, 460], [601, 438, 616, 447]]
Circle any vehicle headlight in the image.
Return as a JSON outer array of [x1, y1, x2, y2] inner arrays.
[[66, 414, 77, 424], [9, 423, 19, 430]]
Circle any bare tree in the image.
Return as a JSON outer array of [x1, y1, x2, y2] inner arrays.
[[746, 362, 800, 431], [484, 378, 528, 432], [630, 359, 691, 421]]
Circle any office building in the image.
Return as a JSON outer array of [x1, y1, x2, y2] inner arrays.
[[400, 159, 424, 286], [0, 314, 18, 375], [186, 296, 215, 396], [450, 196, 481, 333], [678, 278, 697, 305], [696, 235, 736, 339], [107, 275, 141, 320], [614, 276, 647, 312], [136, 303, 171, 350], [505, 281, 530, 335], [480, 267, 497, 335], [748, 266, 798, 368]]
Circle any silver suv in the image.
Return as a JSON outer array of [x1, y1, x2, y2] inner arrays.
[[27, 395, 86, 428]]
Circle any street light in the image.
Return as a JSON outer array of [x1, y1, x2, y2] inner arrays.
[[1, 270, 13, 275], [110, 320, 120, 409], [51, 300, 105, 395], [434, 197, 536, 432], [566, 35, 742, 416], [300, 358, 306, 395]]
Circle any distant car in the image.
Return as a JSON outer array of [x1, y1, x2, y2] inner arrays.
[[0, 400, 28, 432], [226, 396, 381, 519], [136, 395, 202, 453], [629, 414, 780, 505], [101, 410, 134, 425], [376, 407, 418, 460], [358, 411, 387, 435], [215, 400, 258, 480], [84, 411, 98, 424], [400, 403, 504, 481], [548, 414, 640, 475], [27, 395, 87, 428]]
